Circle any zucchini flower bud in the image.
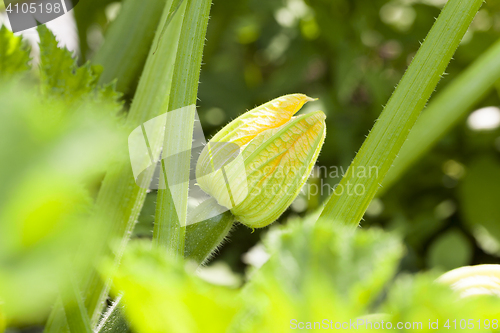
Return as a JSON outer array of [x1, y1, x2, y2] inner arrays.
[[196, 94, 326, 228]]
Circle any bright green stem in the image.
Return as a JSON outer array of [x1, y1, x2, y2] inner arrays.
[[380, 37, 500, 193], [44, 0, 185, 331], [60, 280, 92, 333], [319, 0, 483, 226], [93, 0, 168, 95], [153, 0, 213, 256], [184, 203, 235, 264]]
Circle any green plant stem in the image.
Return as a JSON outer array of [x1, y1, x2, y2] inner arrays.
[[93, 0, 168, 95], [86, 0, 185, 324], [380, 37, 500, 194], [60, 280, 92, 333], [44, 0, 186, 331], [153, 0, 213, 257], [319, 0, 483, 226], [184, 205, 235, 264]]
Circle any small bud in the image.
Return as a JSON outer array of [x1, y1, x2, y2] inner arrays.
[[196, 94, 326, 228]]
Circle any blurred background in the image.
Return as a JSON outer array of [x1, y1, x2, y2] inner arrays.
[[2, 0, 500, 310]]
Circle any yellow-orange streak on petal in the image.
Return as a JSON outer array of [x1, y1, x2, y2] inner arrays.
[[212, 94, 315, 147]]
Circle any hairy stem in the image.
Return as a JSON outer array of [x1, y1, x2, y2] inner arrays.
[[319, 0, 483, 226], [153, 0, 213, 256], [381, 37, 500, 193]]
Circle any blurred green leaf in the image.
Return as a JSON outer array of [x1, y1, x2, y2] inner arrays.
[[105, 242, 240, 333], [459, 157, 500, 246], [234, 218, 404, 332], [60, 280, 92, 333], [0, 304, 4, 333], [404, 213, 446, 252], [0, 26, 30, 77], [383, 273, 500, 332], [427, 228, 473, 271], [0, 82, 125, 325]]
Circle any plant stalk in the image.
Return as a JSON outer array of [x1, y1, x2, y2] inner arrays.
[[153, 0, 213, 257], [380, 37, 500, 194], [319, 0, 483, 226]]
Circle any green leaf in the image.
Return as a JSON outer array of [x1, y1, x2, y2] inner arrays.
[[0, 81, 125, 326], [235, 218, 404, 332], [37, 25, 121, 106], [94, 203, 235, 332], [38, 25, 94, 99], [319, 0, 484, 226], [459, 157, 500, 248], [427, 228, 473, 271], [98, 81, 123, 106], [383, 273, 500, 330], [104, 242, 240, 333], [0, 304, 5, 333], [72, 0, 120, 62], [0, 26, 31, 77]]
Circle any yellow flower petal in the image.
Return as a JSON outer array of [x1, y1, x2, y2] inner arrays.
[[210, 93, 315, 147]]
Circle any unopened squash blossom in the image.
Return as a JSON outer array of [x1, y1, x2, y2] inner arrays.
[[196, 94, 326, 228]]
